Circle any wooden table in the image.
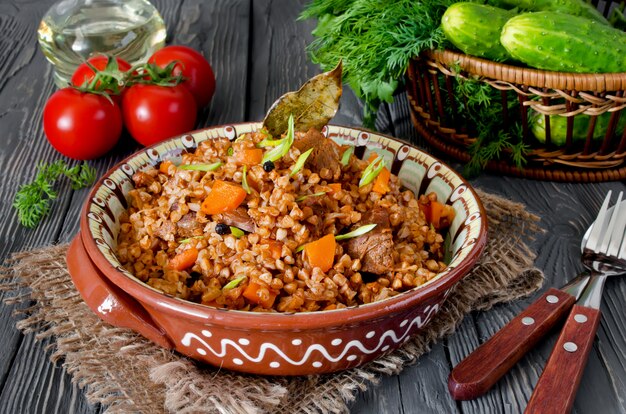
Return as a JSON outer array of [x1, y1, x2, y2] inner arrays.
[[0, 1, 625, 413]]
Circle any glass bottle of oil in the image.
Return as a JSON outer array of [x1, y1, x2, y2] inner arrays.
[[37, 0, 167, 87]]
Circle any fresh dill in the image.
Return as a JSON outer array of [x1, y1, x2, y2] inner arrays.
[[300, 0, 453, 129], [13, 160, 98, 228], [448, 73, 530, 176]]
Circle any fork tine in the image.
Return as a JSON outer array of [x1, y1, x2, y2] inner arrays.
[[586, 190, 613, 252], [603, 191, 624, 255]]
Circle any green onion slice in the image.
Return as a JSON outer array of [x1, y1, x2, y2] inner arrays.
[[223, 275, 246, 291], [262, 114, 295, 164], [227, 147, 234, 156], [235, 133, 248, 142], [358, 155, 385, 187], [230, 226, 245, 238], [295, 191, 327, 202], [178, 162, 222, 172], [334, 224, 377, 241], [295, 244, 305, 253], [257, 138, 283, 148], [242, 165, 251, 194], [341, 146, 354, 166], [290, 148, 313, 177], [179, 235, 204, 244]]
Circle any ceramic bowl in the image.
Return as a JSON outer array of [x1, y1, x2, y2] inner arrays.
[[67, 123, 487, 375]]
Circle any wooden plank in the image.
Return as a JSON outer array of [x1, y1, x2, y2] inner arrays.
[[248, 0, 320, 121], [350, 376, 403, 414], [396, 343, 461, 414], [0, 335, 98, 414], [162, 0, 251, 126]]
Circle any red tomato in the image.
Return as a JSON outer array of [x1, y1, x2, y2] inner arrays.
[[148, 45, 216, 108], [71, 55, 131, 87], [43, 88, 122, 160], [122, 84, 197, 146]]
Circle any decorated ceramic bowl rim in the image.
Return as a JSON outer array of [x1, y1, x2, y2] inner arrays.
[[80, 123, 487, 330]]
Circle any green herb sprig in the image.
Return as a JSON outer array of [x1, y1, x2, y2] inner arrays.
[[13, 160, 97, 228], [359, 155, 385, 187], [178, 162, 222, 172], [295, 223, 377, 252], [300, 0, 452, 128], [262, 114, 295, 164], [230, 226, 245, 238], [290, 148, 313, 177], [223, 275, 246, 291], [242, 165, 251, 194], [334, 223, 377, 241], [340, 146, 354, 166], [295, 191, 327, 202]]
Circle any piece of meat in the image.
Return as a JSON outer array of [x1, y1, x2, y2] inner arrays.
[[215, 207, 256, 232], [154, 220, 176, 242], [346, 207, 395, 274], [293, 128, 342, 179], [176, 212, 201, 237]]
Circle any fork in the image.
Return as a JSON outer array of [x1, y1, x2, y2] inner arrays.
[[525, 191, 626, 414]]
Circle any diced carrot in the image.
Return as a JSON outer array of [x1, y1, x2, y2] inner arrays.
[[372, 167, 390, 194], [159, 160, 174, 175], [243, 281, 277, 308], [304, 234, 336, 272], [367, 153, 378, 162], [429, 200, 445, 229], [235, 148, 263, 166], [201, 180, 248, 215], [169, 246, 198, 271], [327, 183, 342, 194], [262, 238, 283, 260]]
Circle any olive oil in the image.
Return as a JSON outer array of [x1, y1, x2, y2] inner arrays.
[[38, 0, 166, 87]]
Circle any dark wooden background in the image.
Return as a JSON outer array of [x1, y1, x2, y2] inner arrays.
[[0, 1, 625, 413]]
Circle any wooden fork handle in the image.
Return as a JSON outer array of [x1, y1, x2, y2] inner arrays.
[[524, 305, 601, 414], [448, 288, 576, 400]]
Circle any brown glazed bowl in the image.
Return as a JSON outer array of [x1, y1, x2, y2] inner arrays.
[[67, 123, 487, 375]]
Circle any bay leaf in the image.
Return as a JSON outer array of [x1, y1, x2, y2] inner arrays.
[[262, 60, 342, 137]]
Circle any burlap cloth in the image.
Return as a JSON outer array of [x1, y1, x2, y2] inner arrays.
[[0, 190, 544, 414]]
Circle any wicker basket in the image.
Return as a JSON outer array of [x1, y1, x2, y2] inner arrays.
[[406, 48, 626, 182]]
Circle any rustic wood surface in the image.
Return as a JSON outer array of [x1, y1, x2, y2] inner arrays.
[[0, 1, 625, 413]]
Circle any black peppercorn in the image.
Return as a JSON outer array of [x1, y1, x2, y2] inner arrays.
[[263, 160, 275, 172], [215, 223, 230, 235]]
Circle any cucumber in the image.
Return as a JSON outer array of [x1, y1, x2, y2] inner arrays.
[[488, 0, 609, 24], [531, 110, 626, 146], [441, 3, 513, 62], [501, 12, 626, 73]]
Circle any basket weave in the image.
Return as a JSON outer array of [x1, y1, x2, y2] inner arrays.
[[407, 49, 626, 182]]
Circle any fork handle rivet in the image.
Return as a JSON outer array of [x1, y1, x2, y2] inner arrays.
[[522, 317, 535, 325], [546, 295, 559, 304], [574, 314, 588, 323], [563, 342, 578, 353]]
